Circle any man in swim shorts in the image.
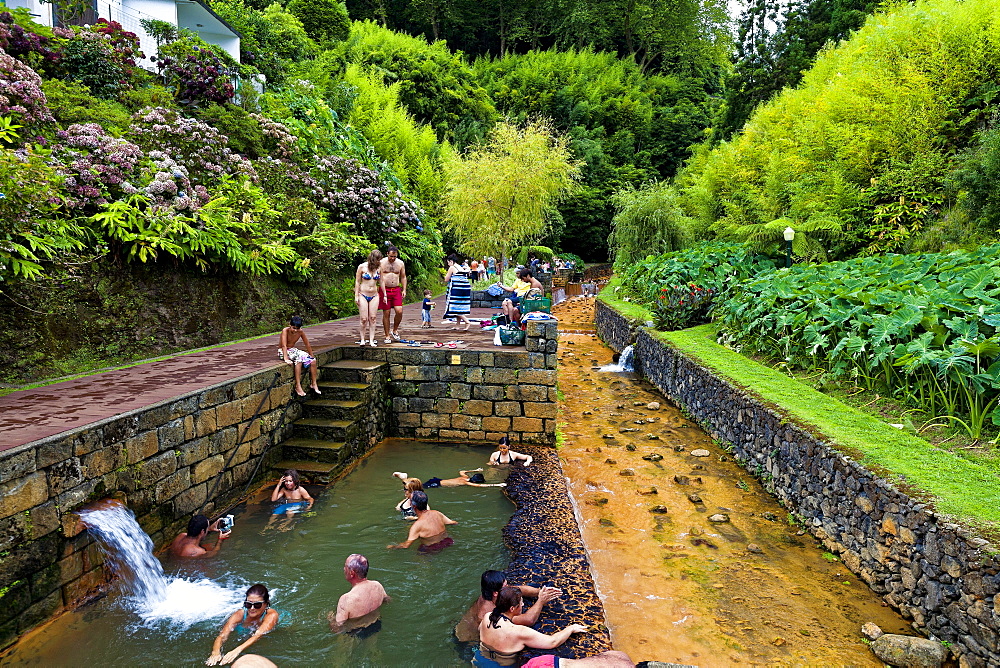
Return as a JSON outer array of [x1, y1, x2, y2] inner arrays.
[[279, 315, 321, 397], [379, 244, 407, 343], [387, 491, 456, 551], [330, 554, 390, 633], [456, 570, 563, 643], [169, 514, 231, 558]]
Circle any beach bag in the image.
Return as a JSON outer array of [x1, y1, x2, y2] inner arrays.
[[486, 283, 505, 297], [492, 314, 510, 326], [498, 324, 526, 346]]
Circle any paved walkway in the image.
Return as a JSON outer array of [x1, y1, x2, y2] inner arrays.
[[0, 297, 509, 451]]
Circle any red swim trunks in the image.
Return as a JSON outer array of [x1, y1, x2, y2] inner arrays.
[[417, 536, 454, 553], [379, 286, 403, 310], [523, 655, 558, 668]]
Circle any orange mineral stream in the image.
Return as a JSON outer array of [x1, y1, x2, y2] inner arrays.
[[553, 296, 910, 666]]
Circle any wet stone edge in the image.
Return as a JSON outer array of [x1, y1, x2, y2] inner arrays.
[[502, 444, 614, 661]]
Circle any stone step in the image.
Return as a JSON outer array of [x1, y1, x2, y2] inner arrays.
[[316, 381, 370, 401], [293, 417, 359, 442], [301, 399, 365, 421], [281, 437, 348, 464], [320, 359, 387, 384], [270, 459, 339, 484]]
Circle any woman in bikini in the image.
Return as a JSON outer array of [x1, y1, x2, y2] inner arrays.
[[475, 586, 587, 668], [206, 584, 280, 666], [391, 472, 425, 520], [489, 436, 532, 467], [355, 249, 383, 347]]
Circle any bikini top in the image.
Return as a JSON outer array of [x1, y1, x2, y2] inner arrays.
[[362, 271, 380, 280]]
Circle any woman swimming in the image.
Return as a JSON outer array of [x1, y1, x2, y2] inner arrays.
[[488, 436, 532, 467], [391, 472, 424, 520], [206, 584, 280, 666]]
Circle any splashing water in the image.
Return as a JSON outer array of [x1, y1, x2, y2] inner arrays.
[[598, 345, 635, 372], [79, 503, 242, 630]]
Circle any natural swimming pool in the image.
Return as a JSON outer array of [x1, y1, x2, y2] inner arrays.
[[4, 440, 513, 667]]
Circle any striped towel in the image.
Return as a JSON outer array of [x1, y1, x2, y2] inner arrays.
[[445, 273, 472, 316]]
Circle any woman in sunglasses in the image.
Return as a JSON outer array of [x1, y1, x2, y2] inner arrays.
[[206, 584, 280, 666]]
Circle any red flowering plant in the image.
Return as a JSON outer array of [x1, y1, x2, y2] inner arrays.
[[0, 10, 61, 71], [91, 19, 143, 68], [651, 282, 716, 331]]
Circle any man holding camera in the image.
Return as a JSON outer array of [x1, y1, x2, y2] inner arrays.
[[169, 514, 232, 558]]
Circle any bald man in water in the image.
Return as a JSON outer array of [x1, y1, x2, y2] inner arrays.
[[331, 554, 390, 631]]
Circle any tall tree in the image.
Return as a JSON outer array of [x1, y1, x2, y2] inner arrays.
[[442, 119, 582, 259], [721, 0, 880, 137]]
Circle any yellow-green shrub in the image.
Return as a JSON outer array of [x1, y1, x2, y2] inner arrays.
[[669, 0, 1000, 258]]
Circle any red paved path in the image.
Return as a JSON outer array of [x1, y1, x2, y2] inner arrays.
[[0, 297, 508, 451]]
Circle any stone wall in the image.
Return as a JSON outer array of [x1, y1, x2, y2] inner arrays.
[[471, 289, 511, 309], [503, 445, 612, 660], [0, 350, 339, 649], [594, 298, 642, 354], [595, 299, 1000, 667], [340, 346, 558, 445], [583, 263, 612, 282]]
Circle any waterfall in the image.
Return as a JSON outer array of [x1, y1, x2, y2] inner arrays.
[[79, 502, 242, 629], [598, 345, 635, 372], [79, 503, 169, 606]]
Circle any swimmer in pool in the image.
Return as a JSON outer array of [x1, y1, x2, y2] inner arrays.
[[422, 468, 506, 488], [474, 587, 587, 668], [206, 584, 280, 666], [488, 436, 532, 467], [170, 514, 231, 558], [264, 469, 314, 532], [387, 491, 457, 551], [456, 570, 562, 643], [328, 553, 390, 634], [391, 473, 425, 519]]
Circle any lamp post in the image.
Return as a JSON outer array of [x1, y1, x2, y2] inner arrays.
[[783, 226, 795, 268]]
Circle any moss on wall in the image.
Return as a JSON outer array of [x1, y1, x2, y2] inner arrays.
[[0, 261, 340, 386]]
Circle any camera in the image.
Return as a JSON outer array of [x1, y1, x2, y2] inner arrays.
[[217, 515, 235, 532]]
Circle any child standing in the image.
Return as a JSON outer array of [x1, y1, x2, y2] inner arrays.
[[421, 290, 434, 328]]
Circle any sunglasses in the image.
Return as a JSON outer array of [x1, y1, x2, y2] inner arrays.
[[243, 600, 265, 609]]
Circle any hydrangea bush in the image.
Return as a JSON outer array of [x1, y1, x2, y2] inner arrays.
[[251, 113, 300, 161], [0, 11, 60, 67], [142, 150, 210, 211], [154, 37, 234, 104], [308, 155, 422, 239], [0, 48, 53, 125], [128, 106, 253, 186], [51, 123, 144, 209]]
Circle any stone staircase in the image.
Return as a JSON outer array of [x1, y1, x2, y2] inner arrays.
[[272, 359, 386, 483]]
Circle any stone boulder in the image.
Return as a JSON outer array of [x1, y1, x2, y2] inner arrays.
[[870, 634, 946, 668]]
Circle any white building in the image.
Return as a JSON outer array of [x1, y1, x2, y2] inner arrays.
[[3, 0, 241, 64]]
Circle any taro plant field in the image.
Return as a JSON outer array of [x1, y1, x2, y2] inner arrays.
[[619, 244, 1000, 439]]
